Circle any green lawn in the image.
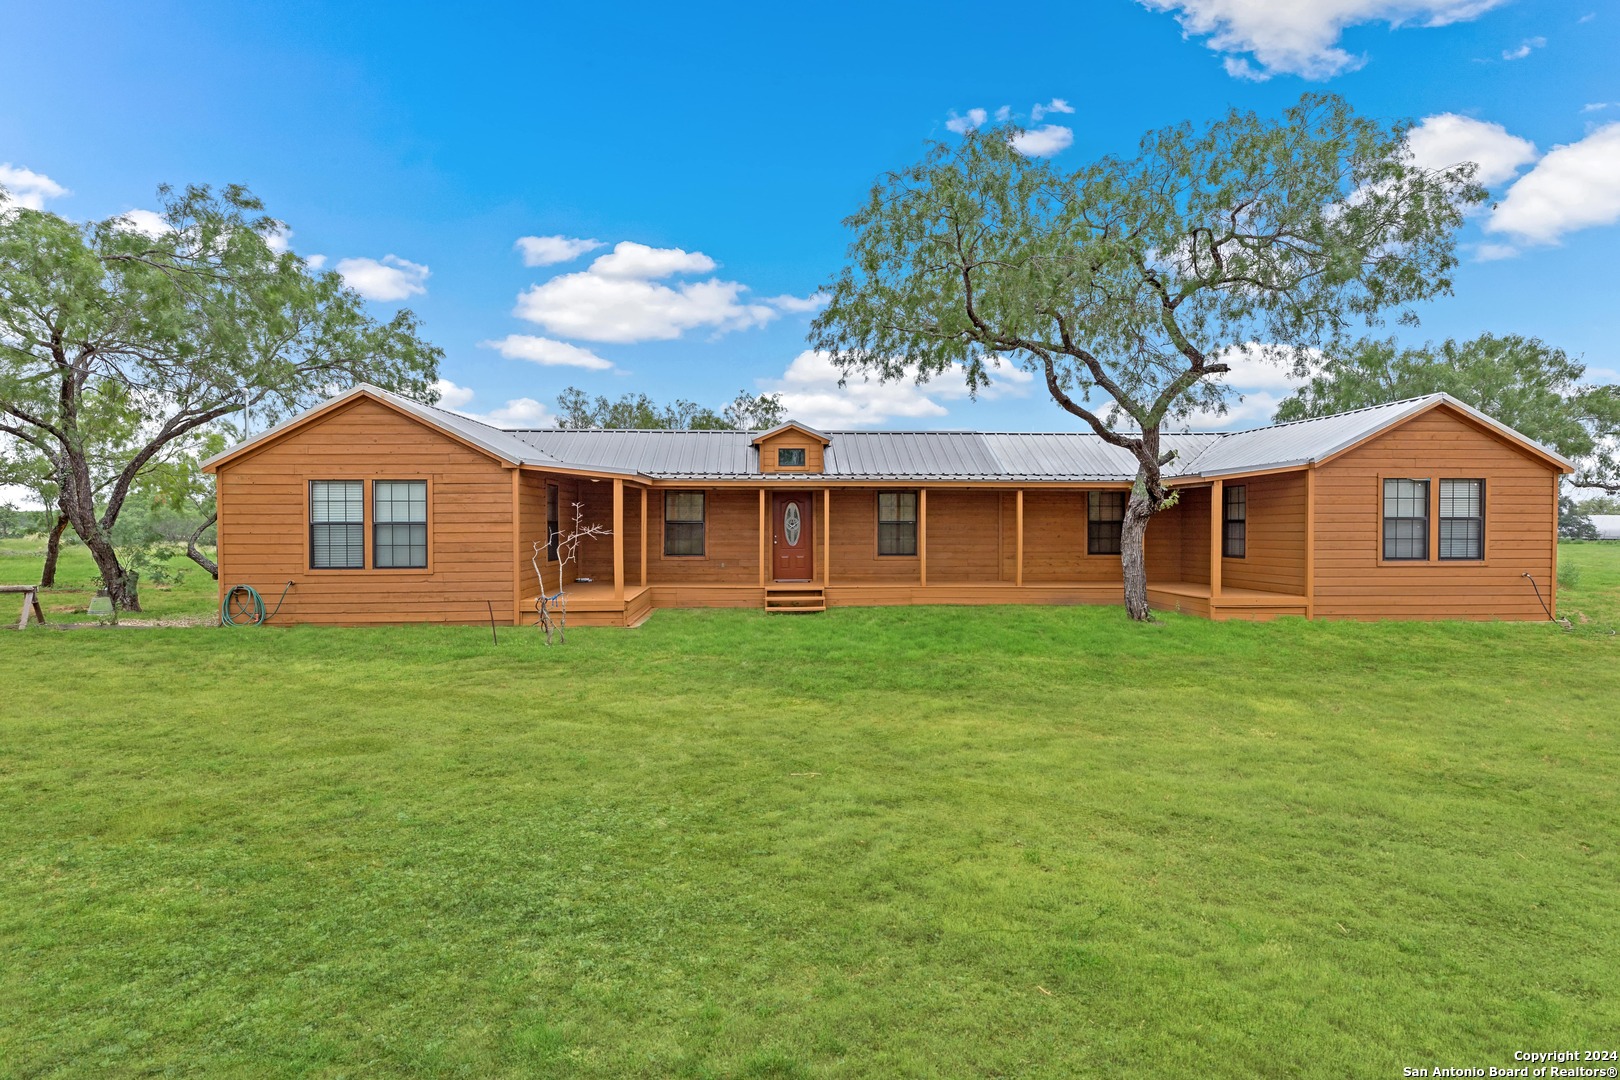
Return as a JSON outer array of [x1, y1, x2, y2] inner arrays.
[[1, 542, 1618, 1077]]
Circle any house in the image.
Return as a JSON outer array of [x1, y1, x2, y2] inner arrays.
[[201, 385, 1572, 626]]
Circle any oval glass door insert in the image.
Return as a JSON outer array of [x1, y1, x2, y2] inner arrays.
[[783, 503, 802, 546]]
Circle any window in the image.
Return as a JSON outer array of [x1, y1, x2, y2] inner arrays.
[[777, 447, 806, 467], [1223, 484, 1247, 559], [310, 480, 365, 569], [373, 480, 427, 568], [1088, 491, 1125, 556], [664, 491, 705, 556], [546, 483, 560, 562], [1383, 478, 1430, 561], [877, 492, 918, 556], [1439, 479, 1484, 560]]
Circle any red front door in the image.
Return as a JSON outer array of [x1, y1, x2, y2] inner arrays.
[[773, 493, 814, 581]]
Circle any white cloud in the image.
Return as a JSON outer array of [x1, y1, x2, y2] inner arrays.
[[478, 398, 557, 427], [265, 225, 292, 254], [1030, 98, 1075, 122], [1488, 122, 1620, 244], [1184, 392, 1286, 430], [994, 106, 1012, 122], [305, 253, 328, 270], [587, 240, 715, 279], [1582, 102, 1617, 113], [946, 108, 989, 134], [1138, 0, 1509, 80], [1474, 242, 1521, 260], [1010, 125, 1075, 157], [481, 334, 616, 370], [432, 378, 476, 409], [515, 234, 604, 267], [1405, 112, 1537, 186], [432, 380, 559, 428], [116, 209, 172, 237], [1501, 35, 1545, 59], [336, 255, 430, 301], [513, 242, 775, 344], [0, 164, 68, 210], [762, 350, 1032, 428], [766, 292, 829, 314]]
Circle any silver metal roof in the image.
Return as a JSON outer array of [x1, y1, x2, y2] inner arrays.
[[205, 386, 1573, 480]]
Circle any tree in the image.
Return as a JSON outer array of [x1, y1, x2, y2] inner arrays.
[[0, 436, 70, 585], [0, 183, 442, 610], [1559, 495, 1599, 541], [553, 386, 785, 430], [811, 94, 1479, 619], [1275, 333, 1620, 492]]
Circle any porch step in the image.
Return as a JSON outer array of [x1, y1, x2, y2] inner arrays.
[[765, 586, 825, 614]]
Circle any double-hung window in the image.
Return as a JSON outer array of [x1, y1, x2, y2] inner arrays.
[[877, 492, 918, 556], [1382, 479, 1430, 561], [373, 481, 428, 568], [1088, 492, 1125, 556], [310, 481, 365, 569], [1222, 485, 1247, 558], [1439, 479, 1485, 560], [664, 492, 706, 556]]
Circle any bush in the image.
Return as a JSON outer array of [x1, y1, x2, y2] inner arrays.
[[1557, 561, 1582, 589]]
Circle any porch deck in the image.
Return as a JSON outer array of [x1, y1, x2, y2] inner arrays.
[[525, 579, 1307, 626]]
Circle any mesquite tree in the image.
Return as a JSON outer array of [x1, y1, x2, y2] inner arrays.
[[0, 183, 441, 610], [811, 94, 1480, 619]]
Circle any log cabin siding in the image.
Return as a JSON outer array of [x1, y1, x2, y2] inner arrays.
[[215, 397, 516, 624], [646, 488, 763, 583], [1311, 409, 1559, 620], [1221, 471, 1308, 595], [830, 490, 919, 583]]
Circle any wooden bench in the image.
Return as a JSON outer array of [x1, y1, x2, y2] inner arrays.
[[1, 585, 47, 630]]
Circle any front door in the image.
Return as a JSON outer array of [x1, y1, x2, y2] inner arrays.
[[773, 493, 814, 581]]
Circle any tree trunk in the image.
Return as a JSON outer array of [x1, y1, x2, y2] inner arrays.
[[82, 527, 141, 611], [1120, 482, 1155, 621], [187, 512, 219, 578], [39, 513, 69, 588]]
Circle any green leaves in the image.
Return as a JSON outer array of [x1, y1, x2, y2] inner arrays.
[[0, 181, 444, 607], [1277, 334, 1620, 492], [811, 94, 1482, 436]]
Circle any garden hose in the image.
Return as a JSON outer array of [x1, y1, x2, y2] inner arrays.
[[221, 581, 294, 626]]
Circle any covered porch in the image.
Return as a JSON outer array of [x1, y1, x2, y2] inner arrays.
[[512, 469, 1311, 626]]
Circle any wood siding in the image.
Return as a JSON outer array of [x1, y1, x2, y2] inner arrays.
[[1221, 471, 1308, 595], [215, 397, 516, 625], [1311, 408, 1559, 620], [756, 431, 826, 473], [647, 488, 764, 584]]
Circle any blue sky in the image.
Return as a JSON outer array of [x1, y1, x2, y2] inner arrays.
[[3, 0, 1617, 434]]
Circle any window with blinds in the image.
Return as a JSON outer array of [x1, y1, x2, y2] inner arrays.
[[310, 480, 365, 569], [1439, 479, 1484, 560], [1223, 485, 1247, 559]]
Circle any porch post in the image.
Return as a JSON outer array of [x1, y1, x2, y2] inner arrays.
[[919, 488, 928, 587], [1015, 489, 1024, 588], [1304, 467, 1316, 620], [823, 487, 831, 587], [613, 478, 625, 601], [1209, 479, 1223, 602], [640, 486, 648, 588], [511, 468, 523, 625], [758, 489, 767, 586]]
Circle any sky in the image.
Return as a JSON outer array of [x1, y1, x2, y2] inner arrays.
[[3, 0, 1618, 439]]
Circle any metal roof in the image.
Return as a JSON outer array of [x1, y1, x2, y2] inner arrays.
[[204, 386, 1573, 480]]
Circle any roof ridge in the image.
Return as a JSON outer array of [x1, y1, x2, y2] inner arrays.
[[1209, 392, 1442, 439]]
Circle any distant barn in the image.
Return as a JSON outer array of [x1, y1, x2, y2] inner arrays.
[[1590, 515, 1620, 541]]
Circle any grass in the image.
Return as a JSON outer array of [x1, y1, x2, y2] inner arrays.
[[0, 536, 219, 626], [1, 541, 1617, 1077]]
